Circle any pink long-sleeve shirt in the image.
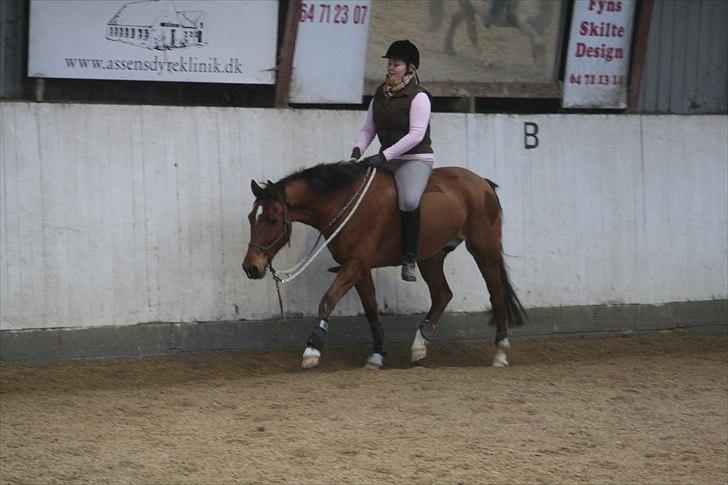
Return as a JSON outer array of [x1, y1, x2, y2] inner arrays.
[[354, 92, 435, 163]]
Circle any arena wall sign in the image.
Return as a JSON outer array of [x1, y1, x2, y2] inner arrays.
[[563, 0, 637, 109], [363, 0, 569, 98], [28, 0, 278, 84], [290, 1, 371, 103]]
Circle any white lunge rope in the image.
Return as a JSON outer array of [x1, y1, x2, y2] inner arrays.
[[274, 167, 377, 284]]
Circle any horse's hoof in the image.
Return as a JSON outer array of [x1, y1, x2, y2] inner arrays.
[[302, 347, 320, 369], [411, 347, 427, 364], [411, 346, 427, 366], [492, 350, 508, 367], [302, 359, 319, 369], [364, 353, 383, 370], [411, 357, 427, 367]]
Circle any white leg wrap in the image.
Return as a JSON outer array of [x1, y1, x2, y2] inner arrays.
[[365, 353, 384, 369], [302, 346, 321, 369], [410, 328, 428, 363], [492, 338, 510, 367]]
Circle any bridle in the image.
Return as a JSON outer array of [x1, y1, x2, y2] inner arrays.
[[247, 209, 292, 259], [247, 184, 293, 261], [246, 183, 296, 318]]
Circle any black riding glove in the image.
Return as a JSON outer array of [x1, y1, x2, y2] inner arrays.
[[360, 153, 386, 168], [349, 147, 362, 162]]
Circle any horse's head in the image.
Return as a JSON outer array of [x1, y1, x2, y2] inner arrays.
[[242, 179, 291, 279]]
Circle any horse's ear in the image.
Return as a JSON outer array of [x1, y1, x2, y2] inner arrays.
[[251, 179, 264, 198], [266, 180, 279, 199]]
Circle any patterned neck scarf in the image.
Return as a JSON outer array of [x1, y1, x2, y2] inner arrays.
[[383, 70, 416, 97]]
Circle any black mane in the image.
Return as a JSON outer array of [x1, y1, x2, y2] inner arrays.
[[275, 161, 368, 197]]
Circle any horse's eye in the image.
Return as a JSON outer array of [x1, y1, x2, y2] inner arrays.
[[267, 217, 278, 225]]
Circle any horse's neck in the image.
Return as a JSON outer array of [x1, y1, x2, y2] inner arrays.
[[285, 178, 359, 235]]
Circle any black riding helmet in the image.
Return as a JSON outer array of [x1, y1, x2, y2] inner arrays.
[[382, 40, 420, 69]]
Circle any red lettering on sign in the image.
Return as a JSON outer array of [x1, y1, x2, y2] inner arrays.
[[575, 42, 624, 62], [569, 73, 582, 85], [301, 3, 315, 22], [334, 4, 349, 23], [569, 72, 625, 86], [353, 5, 368, 24], [300, 3, 367, 24], [579, 21, 625, 37], [319, 3, 331, 23], [588, 0, 623, 15]]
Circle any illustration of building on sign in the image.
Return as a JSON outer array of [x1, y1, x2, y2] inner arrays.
[[106, 0, 206, 50]]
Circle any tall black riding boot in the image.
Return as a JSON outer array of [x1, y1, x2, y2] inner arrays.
[[400, 207, 421, 282]]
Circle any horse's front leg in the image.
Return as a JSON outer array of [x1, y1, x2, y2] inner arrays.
[[355, 271, 386, 369], [302, 261, 366, 369]]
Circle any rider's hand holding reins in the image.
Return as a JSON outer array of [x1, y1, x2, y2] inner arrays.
[[359, 153, 385, 168], [348, 147, 362, 163]]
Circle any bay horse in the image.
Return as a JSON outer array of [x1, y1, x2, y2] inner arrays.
[[242, 162, 525, 369]]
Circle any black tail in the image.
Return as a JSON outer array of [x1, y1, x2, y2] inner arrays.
[[500, 255, 527, 326], [486, 177, 527, 326], [484, 178, 502, 211]]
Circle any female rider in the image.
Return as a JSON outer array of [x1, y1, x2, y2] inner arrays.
[[350, 39, 434, 282]]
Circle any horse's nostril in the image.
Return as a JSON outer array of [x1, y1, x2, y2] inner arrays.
[[245, 266, 260, 279]]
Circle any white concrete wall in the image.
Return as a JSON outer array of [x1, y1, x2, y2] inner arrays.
[[1, 102, 726, 330]]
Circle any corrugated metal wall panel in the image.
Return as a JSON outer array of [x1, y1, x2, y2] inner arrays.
[[0, 0, 28, 99], [682, 0, 702, 113], [705, 0, 728, 111], [638, 0, 727, 113]]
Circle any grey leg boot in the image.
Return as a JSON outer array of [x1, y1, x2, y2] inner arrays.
[[400, 207, 421, 282]]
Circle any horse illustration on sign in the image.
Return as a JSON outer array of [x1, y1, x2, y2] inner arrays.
[[106, 0, 206, 50], [428, 0, 552, 69]]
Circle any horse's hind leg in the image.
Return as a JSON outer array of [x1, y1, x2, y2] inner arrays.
[[355, 271, 386, 369], [464, 237, 512, 367], [514, 9, 545, 63], [444, 8, 466, 55], [411, 250, 453, 364]]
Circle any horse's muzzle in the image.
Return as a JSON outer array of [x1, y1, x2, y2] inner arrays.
[[243, 264, 265, 279]]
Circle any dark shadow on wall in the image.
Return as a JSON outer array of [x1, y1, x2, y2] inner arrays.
[[35, 79, 276, 107]]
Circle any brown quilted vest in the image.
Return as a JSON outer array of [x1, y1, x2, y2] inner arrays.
[[372, 81, 433, 156]]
